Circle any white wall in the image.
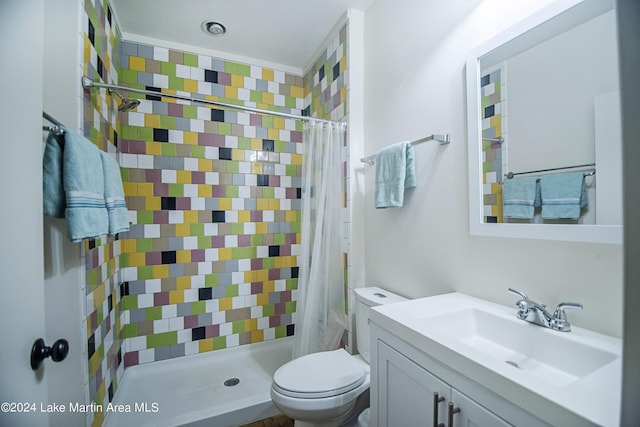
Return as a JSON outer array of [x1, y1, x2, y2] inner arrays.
[[42, 0, 86, 425], [506, 10, 618, 172], [0, 1, 49, 426], [594, 91, 623, 225], [346, 9, 366, 353], [360, 0, 622, 337]]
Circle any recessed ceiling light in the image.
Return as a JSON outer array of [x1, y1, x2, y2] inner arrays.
[[201, 20, 227, 37]]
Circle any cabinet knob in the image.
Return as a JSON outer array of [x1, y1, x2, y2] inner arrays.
[[447, 402, 461, 427], [433, 392, 445, 427]]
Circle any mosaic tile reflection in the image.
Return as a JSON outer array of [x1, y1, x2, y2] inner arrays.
[[481, 66, 505, 223]]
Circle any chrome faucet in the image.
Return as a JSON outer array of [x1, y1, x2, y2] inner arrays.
[[508, 288, 583, 332]]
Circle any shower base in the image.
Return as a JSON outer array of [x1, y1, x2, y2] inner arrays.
[[103, 337, 293, 427]]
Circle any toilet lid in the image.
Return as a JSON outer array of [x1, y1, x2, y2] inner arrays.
[[273, 349, 367, 398]]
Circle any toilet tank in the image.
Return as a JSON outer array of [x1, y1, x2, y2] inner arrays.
[[354, 287, 406, 363]]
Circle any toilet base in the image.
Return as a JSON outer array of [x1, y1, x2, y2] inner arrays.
[[341, 389, 369, 426], [288, 389, 370, 427], [294, 421, 339, 427]]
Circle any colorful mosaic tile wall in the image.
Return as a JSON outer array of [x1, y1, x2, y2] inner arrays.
[[117, 41, 305, 367], [82, 1, 125, 426], [481, 66, 505, 223], [304, 23, 351, 343], [304, 24, 348, 122]]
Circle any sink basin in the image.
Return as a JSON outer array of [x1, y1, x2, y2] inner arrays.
[[414, 307, 617, 386]]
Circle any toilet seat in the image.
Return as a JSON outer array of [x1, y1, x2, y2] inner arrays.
[[273, 349, 367, 399]]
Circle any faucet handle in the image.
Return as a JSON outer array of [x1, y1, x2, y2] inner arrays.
[[553, 302, 583, 319], [551, 302, 583, 332]]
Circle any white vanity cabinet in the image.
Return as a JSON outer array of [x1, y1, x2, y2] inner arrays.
[[371, 324, 548, 427], [376, 341, 510, 427]]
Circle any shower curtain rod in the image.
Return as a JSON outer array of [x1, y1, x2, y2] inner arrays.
[[81, 77, 344, 126]]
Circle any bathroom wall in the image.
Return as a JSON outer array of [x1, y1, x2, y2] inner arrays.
[[362, 0, 623, 337], [343, 10, 367, 354], [42, 0, 86, 425], [303, 22, 349, 122], [505, 11, 618, 174], [117, 41, 304, 366], [0, 2, 49, 427], [81, 1, 125, 426], [112, 12, 356, 366]]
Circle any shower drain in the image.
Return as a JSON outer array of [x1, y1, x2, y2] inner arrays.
[[224, 378, 240, 387]]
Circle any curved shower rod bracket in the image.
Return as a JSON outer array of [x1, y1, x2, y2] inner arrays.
[[82, 77, 140, 112], [81, 76, 93, 90], [81, 77, 345, 125]]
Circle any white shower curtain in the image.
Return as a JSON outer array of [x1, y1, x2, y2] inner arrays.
[[292, 121, 346, 358]]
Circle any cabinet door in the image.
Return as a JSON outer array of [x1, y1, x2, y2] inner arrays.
[[451, 389, 512, 427], [378, 341, 450, 427]]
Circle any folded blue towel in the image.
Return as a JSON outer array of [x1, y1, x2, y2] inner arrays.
[[502, 176, 540, 219], [43, 132, 65, 218], [540, 172, 587, 220], [62, 128, 109, 242], [100, 151, 130, 235], [375, 142, 416, 208]]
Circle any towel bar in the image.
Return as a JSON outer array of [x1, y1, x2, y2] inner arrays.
[[360, 133, 451, 165], [504, 163, 596, 179]]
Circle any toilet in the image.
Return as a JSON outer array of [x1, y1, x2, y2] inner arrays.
[[271, 287, 406, 427]]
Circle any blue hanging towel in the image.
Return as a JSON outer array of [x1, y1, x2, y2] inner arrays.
[[43, 132, 65, 218], [374, 141, 416, 209], [61, 128, 109, 242], [540, 172, 587, 220], [502, 176, 540, 219]]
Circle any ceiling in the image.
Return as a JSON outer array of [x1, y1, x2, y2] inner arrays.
[[110, 0, 374, 74]]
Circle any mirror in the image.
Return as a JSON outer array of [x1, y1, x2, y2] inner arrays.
[[466, 0, 622, 244]]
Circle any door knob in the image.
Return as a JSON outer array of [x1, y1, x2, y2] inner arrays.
[[30, 338, 69, 371]]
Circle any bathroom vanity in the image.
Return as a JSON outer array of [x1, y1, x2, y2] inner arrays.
[[369, 293, 621, 427]]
